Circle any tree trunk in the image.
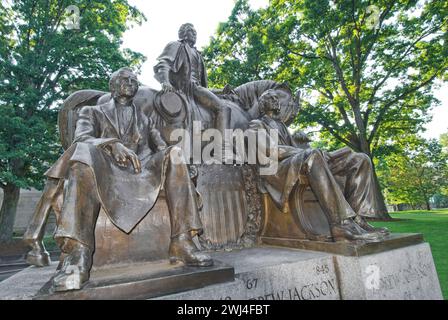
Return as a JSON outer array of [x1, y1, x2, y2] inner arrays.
[[0, 184, 20, 243], [372, 170, 392, 220], [425, 200, 431, 211], [356, 134, 392, 220], [369, 157, 392, 220]]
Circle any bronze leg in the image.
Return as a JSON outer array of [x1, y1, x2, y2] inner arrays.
[[54, 162, 101, 252], [327, 150, 389, 235], [164, 147, 203, 238], [193, 86, 233, 162], [327, 151, 378, 218], [193, 86, 230, 134], [23, 178, 61, 267], [164, 146, 213, 267], [304, 150, 357, 225], [52, 162, 99, 291]]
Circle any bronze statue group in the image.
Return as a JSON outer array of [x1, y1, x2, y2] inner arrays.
[[23, 23, 388, 292]]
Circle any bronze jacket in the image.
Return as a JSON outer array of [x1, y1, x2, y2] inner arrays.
[[248, 116, 312, 212], [154, 40, 208, 95], [46, 100, 171, 233]]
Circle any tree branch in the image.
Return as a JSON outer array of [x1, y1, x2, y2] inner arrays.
[[367, 21, 446, 107], [368, 72, 440, 144], [306, 102, 358, 150]]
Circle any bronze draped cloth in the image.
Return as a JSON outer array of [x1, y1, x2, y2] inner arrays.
[[46, 100, 199, 234]]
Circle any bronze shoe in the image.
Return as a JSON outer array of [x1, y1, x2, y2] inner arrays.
[[354, 215, 390, 235], [331, 219, 383, 242], [169, 233, 213, 267], [52, 244, 92, 292], [24, 239, 51, 267]]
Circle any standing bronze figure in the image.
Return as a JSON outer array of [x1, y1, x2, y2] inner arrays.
[[154, 23, 231, 158], [250, 90, 388, 242], [25, 68, 212, 292]]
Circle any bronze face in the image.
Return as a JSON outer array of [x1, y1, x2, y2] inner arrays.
[[183, 27, 197, 46], [111, 70, 139, 100], [259, 90, 281, 119], [179, 23, 197, 46]]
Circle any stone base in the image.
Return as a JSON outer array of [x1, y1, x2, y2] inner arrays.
[[157, 247, 340, 300], [0, 239, 442, 300], [334, 242, 442, 300], [0, 260, 234, 300], [159, 240, 442, 300], [260, 233, 424, 256]]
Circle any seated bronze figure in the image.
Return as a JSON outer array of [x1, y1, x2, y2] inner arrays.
[[24, 68, 212, 292], [249, 89, 388, 242]]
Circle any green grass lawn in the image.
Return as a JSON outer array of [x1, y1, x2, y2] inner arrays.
[[371, 209, 448, 300]]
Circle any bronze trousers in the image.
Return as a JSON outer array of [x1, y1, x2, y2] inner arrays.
[[193, 85, 230, 134], [326, 149, 379, 218], [54, 150, 202, 252], [304, 149, 378, 225]]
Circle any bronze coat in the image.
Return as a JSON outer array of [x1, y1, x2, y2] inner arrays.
[[249, 116, 312, 212], [46, 100, 170, 233], [154, 40, 209, 129], [154, 40, 208, 93]]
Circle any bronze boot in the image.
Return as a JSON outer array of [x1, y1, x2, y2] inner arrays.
[[24, 239, 51, 267], [331, 219, 383, 242], [354, 215, 390, 235], [52, 243, 92, 292], [169, 233, 213, 267]]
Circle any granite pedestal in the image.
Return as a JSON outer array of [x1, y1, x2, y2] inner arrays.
[[0, 234, 442, 300], [158, 247, 340, 300], [334, 242, 442, 300]]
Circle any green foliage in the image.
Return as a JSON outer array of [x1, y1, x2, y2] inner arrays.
[[440, 132, 448, 150], [432, 193, 448, 208], [378, 137, 448, 208], [0, 0, 146, 191], [203, 0, 274, 87], [204, 0, 448, 157]]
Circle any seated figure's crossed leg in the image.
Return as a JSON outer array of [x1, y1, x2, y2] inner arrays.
[[23, 178, 62, 267], [326, 150, 389, 234], [302, 150, 383, 241]]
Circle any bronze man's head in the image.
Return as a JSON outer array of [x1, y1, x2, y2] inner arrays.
[[258, 89, 281, 118], [178, 23, 197, 46], [109, 67, 139, 99]]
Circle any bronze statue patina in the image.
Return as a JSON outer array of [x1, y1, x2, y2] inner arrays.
[[22, 57, 393, 296], [154, 23, 231, 158], [27, 68, 212, 292], [249, 89, 388, 242]]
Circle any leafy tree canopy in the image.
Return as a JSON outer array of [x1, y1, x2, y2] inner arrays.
[[204, 0, 448, 159], [0, 0, 146, 241], [378, 137, 448, 209]]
